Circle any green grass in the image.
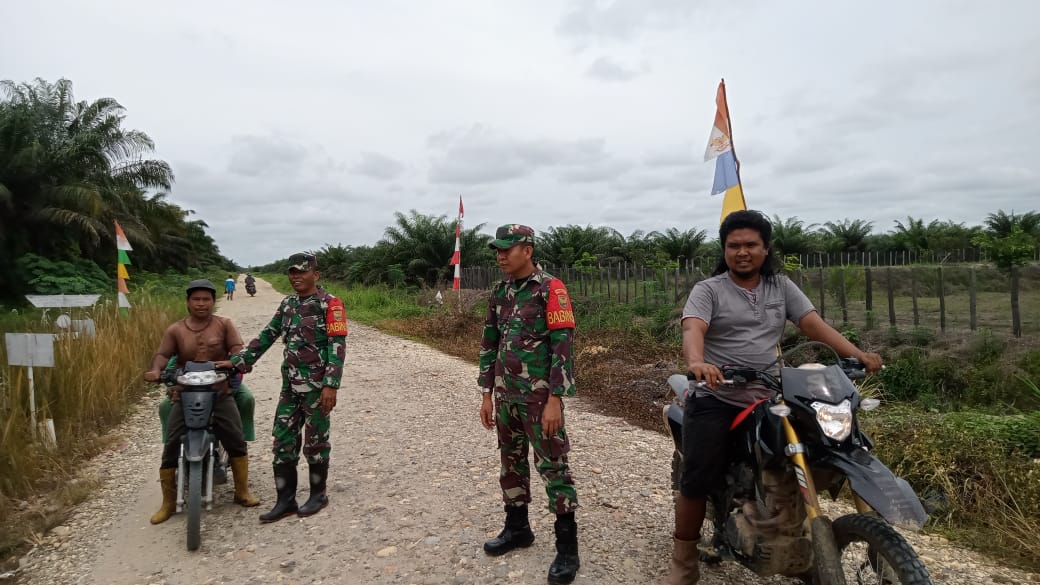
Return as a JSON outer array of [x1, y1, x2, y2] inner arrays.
[[260, 274, 432, 325]]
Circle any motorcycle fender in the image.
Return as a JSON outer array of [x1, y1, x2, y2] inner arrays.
[[664, 404, 683, 451], [184, 429, 211, 462], [819, 450, 928, 530]]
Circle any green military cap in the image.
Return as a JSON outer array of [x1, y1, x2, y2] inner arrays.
[[287, 252, 317, 271], [489, 224, 535, 250]]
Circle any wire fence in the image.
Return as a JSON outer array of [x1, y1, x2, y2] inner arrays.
[[460, 261, 1039, 337]]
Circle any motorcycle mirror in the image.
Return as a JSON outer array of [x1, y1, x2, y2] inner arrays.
[[860, 398, 881, 411], [667, 374, 690, 395]]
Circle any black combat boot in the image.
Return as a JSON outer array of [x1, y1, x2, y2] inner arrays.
[[547, 513, 580, 584], [483, 504, 535, 555], [297, 462, 329, 517], [259, 463, 298, 523]]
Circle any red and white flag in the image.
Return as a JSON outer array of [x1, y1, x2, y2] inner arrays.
[[449, 196, 463, 290]]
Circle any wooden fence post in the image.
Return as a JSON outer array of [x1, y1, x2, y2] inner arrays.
[[887, 268, 896, 327], [938, 266, 946, 332], [818, 267, 826, 321], [605, 263, 611, 298], [839, 267, 848, 326], [865, 267, 873, 312], [642, 265, 648, 305], [1011, 266, 1022, 338], [910, 268, 920, 326], [624, 262, 630, 303], [969, 268, 977, 331]]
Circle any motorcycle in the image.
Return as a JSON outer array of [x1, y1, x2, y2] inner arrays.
[[245, 281, 256, 297], [161, 361, 234, 551], [663, 342, 933, 585]]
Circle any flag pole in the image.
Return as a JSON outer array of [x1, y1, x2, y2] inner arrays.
[[719, 78, 748, 209]]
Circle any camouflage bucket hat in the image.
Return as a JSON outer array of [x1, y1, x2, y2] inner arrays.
[[489, 224, 535, 250], [287, 252, 317, 271]]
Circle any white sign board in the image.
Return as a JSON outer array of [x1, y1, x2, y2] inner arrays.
[[25, 294, 101, 308], [4, 333, 57, 367]]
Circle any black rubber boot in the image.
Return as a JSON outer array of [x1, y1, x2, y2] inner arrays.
[[547, 513, 580, 584], [297, 462, 329, 517], [259, 463, 298, 523], [483, 504, 535, 556]]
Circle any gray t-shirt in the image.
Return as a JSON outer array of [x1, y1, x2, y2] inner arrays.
[[681, 272, 815, 407]]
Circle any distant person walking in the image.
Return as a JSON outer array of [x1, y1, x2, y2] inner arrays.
[[225, 275, 236, 300], [478, 224, 581, 585]]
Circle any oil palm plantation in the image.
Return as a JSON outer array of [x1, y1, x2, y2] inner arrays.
[[0, 78, 229, 299]]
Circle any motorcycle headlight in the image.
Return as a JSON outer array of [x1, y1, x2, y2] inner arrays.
[[177, 371, 226, 386], [811, 399, 853, 441]]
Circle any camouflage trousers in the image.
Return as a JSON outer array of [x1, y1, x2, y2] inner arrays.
[[271, 386, 331, 466], [496, 398, 578, 514]]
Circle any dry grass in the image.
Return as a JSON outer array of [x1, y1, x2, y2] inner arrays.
[[0, 296, 177, 560]]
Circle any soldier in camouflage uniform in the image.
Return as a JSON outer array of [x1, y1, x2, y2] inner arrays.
[[478, 224, 581, 585], [231, 252, 349, 522]]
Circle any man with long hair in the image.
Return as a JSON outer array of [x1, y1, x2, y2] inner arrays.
[[667, 211, 883, 584]]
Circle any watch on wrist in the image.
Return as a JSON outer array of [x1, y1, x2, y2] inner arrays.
[[481, 388, 493, 395]]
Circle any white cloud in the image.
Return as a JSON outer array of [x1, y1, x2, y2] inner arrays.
[[2, 0, 1037, 266]]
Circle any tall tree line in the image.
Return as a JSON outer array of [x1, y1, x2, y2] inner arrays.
[[0, 78, 232, 301]]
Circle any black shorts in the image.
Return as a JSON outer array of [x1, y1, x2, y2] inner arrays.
[[679, 394, 744, 499]]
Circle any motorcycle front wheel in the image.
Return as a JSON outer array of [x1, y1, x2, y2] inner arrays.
[[187, 460, 203, 551], [806, 516, 847, 585], [832, 513, 933, 585]]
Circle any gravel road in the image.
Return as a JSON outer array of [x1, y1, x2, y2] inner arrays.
[[9, 277, 1038, 584]]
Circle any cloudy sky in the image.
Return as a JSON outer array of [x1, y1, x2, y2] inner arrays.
[[4, 0, 1038, 266]]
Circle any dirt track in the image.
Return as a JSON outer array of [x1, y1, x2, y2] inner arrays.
[[10, 277, 1038, 584]]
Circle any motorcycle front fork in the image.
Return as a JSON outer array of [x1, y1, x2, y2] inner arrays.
[[779, 406, 824, 519], [175, 443, 216, 513], [780, 406, 877, 521]]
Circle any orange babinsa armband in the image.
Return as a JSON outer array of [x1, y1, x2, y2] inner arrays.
[[326, 298, 349, 336], [545, 278, 575, 330]]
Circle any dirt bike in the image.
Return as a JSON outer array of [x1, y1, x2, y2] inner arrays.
[[245, 281, 256, 296], [161, 361, 234, 551], [663, 342, 933, 585]]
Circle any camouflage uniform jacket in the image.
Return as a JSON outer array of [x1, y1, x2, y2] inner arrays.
[[478, 268, 576, 404], [231, 289, 347, 392]]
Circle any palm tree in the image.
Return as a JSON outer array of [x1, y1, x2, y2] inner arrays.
[[382, 210, 490, 287], [0, 78, 178, 297], [820, 219, 874, 252], [648, 227, 708, 263], [538, 225, 619, 269], [983, 210, 1040, 238], [770, 215, 819, 256], [891, 216, 939, 251]]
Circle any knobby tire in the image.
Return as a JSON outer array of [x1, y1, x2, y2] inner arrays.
[[832, 513, 933, 585]]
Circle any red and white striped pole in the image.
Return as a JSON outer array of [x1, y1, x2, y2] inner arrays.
[[450, 197, 464, 304]]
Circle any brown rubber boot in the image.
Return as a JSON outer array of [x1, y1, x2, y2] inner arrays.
[[667, 537, 700, 585], [150, 468, 178, 524], [230, 456, 260, 507]]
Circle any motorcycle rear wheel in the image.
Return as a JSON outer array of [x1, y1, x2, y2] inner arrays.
[[832, 513, 933, 585], [187, 460, 203, 551]]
